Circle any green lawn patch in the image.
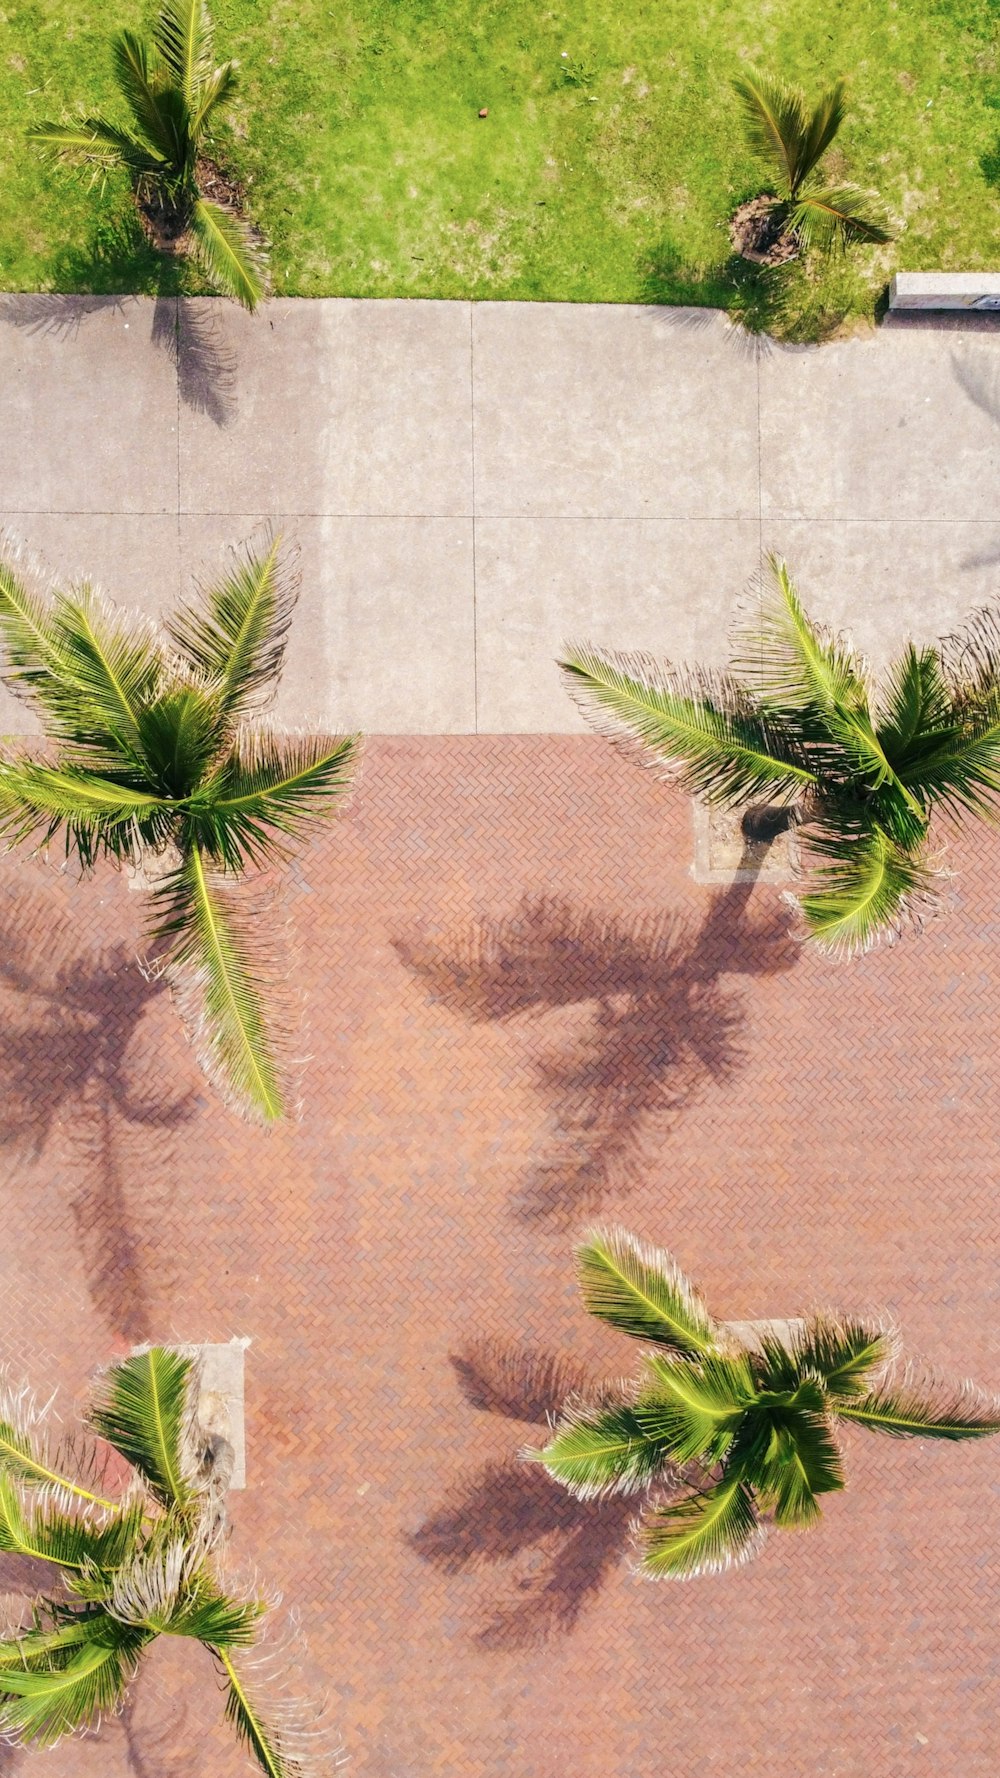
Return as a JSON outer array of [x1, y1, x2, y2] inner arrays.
[[2, 0, 1000, 332]]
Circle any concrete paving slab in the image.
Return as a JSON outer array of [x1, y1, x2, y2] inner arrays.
[[0, 294, 178, 515], [179, 514, 476, 733], [472, 304, 760, 519], [762, 520, 1000, 664], [473, 518, 760, 731], [5, 296, 1000, 736], [0, 513, 180, 735], [760, 327, 1000, 522], [178, 298, 473, 518]]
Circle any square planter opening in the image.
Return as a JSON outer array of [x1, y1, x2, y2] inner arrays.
[[691, 800, 799, 886]]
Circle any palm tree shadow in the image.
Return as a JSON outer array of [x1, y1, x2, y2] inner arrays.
[[0, 886, 200, 1340], [396, 868, 798, 1225], [0, 220, 237, 428], [156, 296, 238, 429], [409, 1338, 635, 1650], [118, 1682, 194, 1778]]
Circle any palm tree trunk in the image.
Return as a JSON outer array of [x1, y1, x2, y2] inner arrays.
[[740, 800, 801, 844]]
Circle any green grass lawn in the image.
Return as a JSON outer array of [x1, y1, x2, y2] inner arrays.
[[2, 0, 1000, 332]]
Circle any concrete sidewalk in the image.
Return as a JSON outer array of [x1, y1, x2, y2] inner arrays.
[[3, 294, 1000, 734]]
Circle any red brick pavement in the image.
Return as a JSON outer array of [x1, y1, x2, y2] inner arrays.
[[0, 736, 998, 1777]]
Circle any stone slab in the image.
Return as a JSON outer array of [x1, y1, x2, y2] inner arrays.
[[472, 303, 760, 518], [890, 272, 1000, 310], [759, 327, 1000, 522], [178, 298, 473, 518], [472, 518, 760, 731], [196, 1339, 249, 1492], [0, 294, 178, 514], [179, 514, 476, 734]]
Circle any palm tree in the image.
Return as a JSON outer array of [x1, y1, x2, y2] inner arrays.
[[533, 1227, 1000, 1580], [561, 555, 1000, 955], [0, 532, 359, 1121], [0, 1346, 336, 1773], [28, 1, 267, 310], [731, 67, 892, 258]]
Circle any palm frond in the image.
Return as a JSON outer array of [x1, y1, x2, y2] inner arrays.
[[0, 1368, 118, 1512], [904, 707, 1000, 823], [0, 1615, 100, 1671], [188, 197, 267, 312], [215, 1642, 334, 1778], [796, 819, 939, 957], [0, 1617, 146, 1747], [133, 683, 225, 799], [0, 760, 173, 865], [834, 1366, 1000, 1440], [190, 61, 238, 134], [533, 1401, 669, 1499], [788, 1315, 898, 1398], [107, 1537, 253, 1638], [736, 556, 869, 723], [26, 117, 164, 173], [789, 185, 894, 252], [166, 536, 296, 716], [50, 586, 164, 752], [576, 1227, 717, 1355], [166, 1578, 265, 1647], [28, 1499, 145, 1575], [636, 1475, 763, 1580], [941, 605, 1000, 707], [89, 1347, 201, 1508], [190, 730, 360, 869], [560, 645, 814, 805], [0, 1478, 142, 1574], [797, 80, 847, 184], [875, 645, 953, 766], [153, 0, 215, 103], [751, 1384, 845, 1525], [732, 67, 809, 197], [111, 29, 186, 167], [634, 1352, 754, 1464], [0, 547, 70, 709], [152, 846, 286, 1122]]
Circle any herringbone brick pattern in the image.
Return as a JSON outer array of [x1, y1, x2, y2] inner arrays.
[[0, 736, 997, 1777]]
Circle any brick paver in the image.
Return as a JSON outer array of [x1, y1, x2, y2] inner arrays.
[[0, 736, 997, 1776]]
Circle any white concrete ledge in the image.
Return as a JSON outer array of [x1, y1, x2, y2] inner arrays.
[[889, 272, 1000, 311], [195, 1339, 248, 1490]]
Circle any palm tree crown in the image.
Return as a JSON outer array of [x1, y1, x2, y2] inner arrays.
[[0, 532, 359, 1122], [733, 67, 892, 252], [534, 1227, 1000, 1580], [28, 1, 267, 309], [0, 1347, 335, 1773], [561, 556, 1000, 955]]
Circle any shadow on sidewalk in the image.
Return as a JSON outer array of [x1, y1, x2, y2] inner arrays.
[[0, 885, 199, 1341], [410, 1337, 634, 1650], [396, 871, 797, 1226], [0, 249, 237, 428]]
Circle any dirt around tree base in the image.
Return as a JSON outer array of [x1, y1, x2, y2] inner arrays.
[[136, 158, 250, 253], [729, 196, 800, 267]]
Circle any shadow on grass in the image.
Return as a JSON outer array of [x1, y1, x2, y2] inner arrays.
[[0, 209, 237, 426], [636, 230, 856, 348], [410, 1337, 635, 1649], [397, 874, 797, 1227], [0, 884, 199, 1341]]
